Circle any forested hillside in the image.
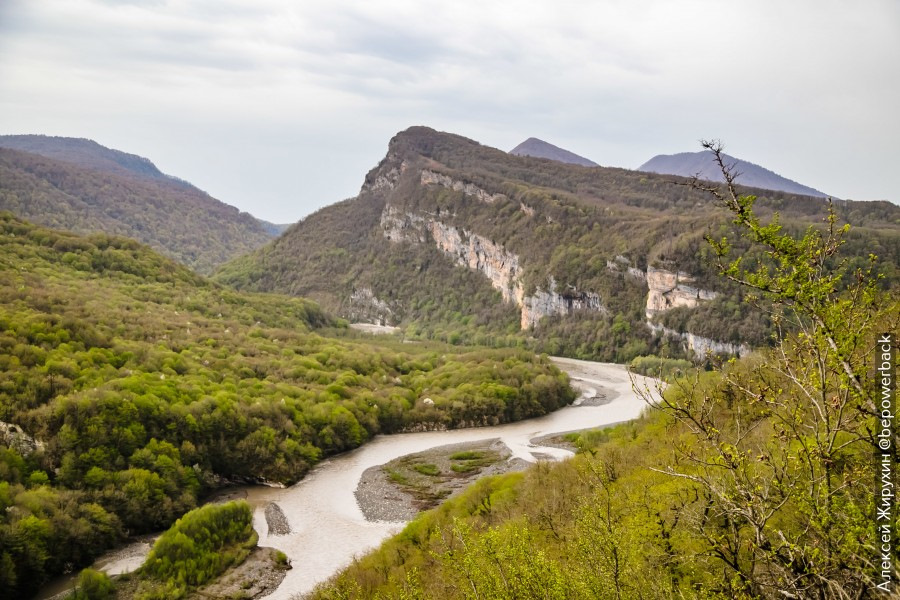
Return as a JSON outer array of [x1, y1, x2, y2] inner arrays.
[[0, 214, 573, 599], [216, 126, 900, 361], [308, 159, 900, 600], [0, 137, 275, 274]]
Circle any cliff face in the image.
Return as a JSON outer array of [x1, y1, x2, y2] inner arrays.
[[645, 267, 717, 318], [217, 127, 892, 359], [426, 219, 523, 305], [379, 170, 606, 329], [420, 169, 506, 204], [348, 287, 394, 326], [650, 323, 751, 358], [521, 280, 603, 329]]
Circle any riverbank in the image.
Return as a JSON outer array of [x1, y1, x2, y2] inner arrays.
[[36, 359, 655, 600], [355, 438, 530, 522]]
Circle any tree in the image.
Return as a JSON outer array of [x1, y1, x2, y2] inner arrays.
[[71, 568, 114, 600], [643, 141, 899, 598]]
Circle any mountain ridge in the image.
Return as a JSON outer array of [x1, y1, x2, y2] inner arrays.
[[0, 134, 174, 182], [216, 126, 900, 361], [509, 137, 599, 167], [639, 149, 829, 198], [0, 138, 275, 273]]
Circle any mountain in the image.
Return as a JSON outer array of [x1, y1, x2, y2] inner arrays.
[[0, 134, 173, 181], [0, 135, 275, 273], [0, 212, 573, 598], [638, 150, 829, 197], [215, 126, 900, 361], [509, 137, 599, 167]]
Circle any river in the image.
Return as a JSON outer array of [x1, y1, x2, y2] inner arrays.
[[35, 358, 656, 600]]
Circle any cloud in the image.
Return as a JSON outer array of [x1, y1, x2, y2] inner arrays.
[[0, 0, 897, 221]]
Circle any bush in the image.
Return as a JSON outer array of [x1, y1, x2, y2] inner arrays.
[[628, 355, 692, 379], [136, 501, 256, 600], [70, 568, 114, 600]]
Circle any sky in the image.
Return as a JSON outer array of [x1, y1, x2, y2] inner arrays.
[[0, 0, 897, 223]]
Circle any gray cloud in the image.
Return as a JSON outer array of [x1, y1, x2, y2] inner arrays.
[[0, 0, 897, 222]]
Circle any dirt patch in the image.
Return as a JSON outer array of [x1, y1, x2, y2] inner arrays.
[[355, 439, 529, 522]]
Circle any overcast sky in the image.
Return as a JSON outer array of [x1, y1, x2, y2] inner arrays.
[[1, 0, 897, 223]]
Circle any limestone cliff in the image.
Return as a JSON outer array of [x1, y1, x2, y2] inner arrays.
[[645, 267, 717, 318], [521, 279, 603, 329], [425, 219, 523, 305], [380, 178, 605, 329], [641, 268, 749, 356], [650, 323, 751, 358], [348, 287, 394, 326], [420, 170, 506, 204]]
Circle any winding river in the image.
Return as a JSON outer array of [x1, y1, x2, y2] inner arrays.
[[36, 358, 657, 600]]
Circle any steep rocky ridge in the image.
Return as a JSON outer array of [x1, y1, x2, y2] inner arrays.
[[216, 126, 900, 361]]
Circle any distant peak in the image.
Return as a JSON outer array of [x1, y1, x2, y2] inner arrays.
[[509, 137, 599, 167], [638, 150, 830, 198]]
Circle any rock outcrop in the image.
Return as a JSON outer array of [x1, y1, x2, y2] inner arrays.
[[348, 287, 394, 326], [641, 269, 748, 356], [380, 194, 604, 329], [426, 220, 522, 304], [650, 323, 751, 358], [420, 170, 506, 204], [0, 421, 44, 456], [645, 267, 717, 318], [521, 279, 603, 329]]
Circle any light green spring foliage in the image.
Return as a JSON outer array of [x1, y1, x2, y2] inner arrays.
[[69, 568, 114, 600], [135, 501, 256, 600], [0, 213, 574, 599], [308, 149, 900, 599]]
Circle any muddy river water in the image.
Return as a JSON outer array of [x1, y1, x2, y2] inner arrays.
[[36, 358, 656, 600]]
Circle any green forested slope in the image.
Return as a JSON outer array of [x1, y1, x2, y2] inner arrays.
[[309, 181, 900, 600], [216, 127, 900, 361], [0, 213, 573, 599], [0, 141, 274, 274]]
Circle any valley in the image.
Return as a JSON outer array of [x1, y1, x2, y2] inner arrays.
[[0, 126, 896, 600], [36, 357, 651, 600]]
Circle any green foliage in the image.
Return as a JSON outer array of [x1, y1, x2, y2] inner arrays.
[[70, 568, 114, 600], [0, 144, 273, 274], [308, 141, 900, 599], [448, 451, 481, 461], [628, 354, 693, 379], [135, 501, 255, 600], [0, 214, 575, 599], [412, 463, 440, 476]]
